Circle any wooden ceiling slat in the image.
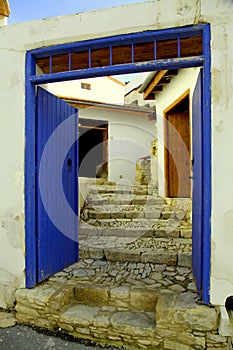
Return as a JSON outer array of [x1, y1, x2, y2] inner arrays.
[[91, 47, 110, 68], [134, 42, 154, 62], [112, 45, 132, 65]]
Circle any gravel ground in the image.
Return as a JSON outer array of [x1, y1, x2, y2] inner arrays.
[[0, 324, 123, 350]]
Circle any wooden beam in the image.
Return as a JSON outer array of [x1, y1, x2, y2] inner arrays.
[[0, 0, 10, 17], [143, 70, 168, 100], [156, 77, 171, 86], [164, 69, 178, 77], [78, 125, 107, 131]]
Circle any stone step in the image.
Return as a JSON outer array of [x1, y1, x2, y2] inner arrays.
[[59, 304, 156, 346], [74, 283, 159, 311], [89, 185, 150, 196], [79, 219, 184, 238], [79, 246, 192, 267], [79, 219, 192, 238], [82, 206, 186, 221], [86, 194, 166, 206]]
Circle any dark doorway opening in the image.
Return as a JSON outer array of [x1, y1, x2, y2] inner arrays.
[[78, 118, 108, 179]]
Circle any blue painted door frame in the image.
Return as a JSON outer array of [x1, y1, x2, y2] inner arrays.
[[25, 24, 211, 303]]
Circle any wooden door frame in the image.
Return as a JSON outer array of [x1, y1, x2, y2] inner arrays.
[[25, 24, 211, 304], [164, 90, 191, 197]]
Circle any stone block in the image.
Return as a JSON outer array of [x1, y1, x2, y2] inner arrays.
[[88, 210, 111, 219], [100, 227, 125, 236], [130, 289, 158, 311], [93, 314, 110, 328], [16, 304, 40, 318], [60, 304, 99, 327], [178, 253, 192, 268], [88, 247, 104, 259], [141, 252, 177, 265], [175, 210, 186, 220], [104, 249, 141, 263], [111, 211, 125, 219], [207, 333, 227, 343], [125, 210, 142, 219], [144, 210, 161, 219], [131, 198, 147, 205], [110, 286, 130, 300], [0, 312, 16, 328], [75, 284, 109, 306], [156, 291, 218, 332], [164, 339, 189, 350], [185, 306, 218, 331], [110, 311, 155, 337], [181, 229, 192, 238], [0, 268, 18, 309], [125, 227, 149, 237], [75, 326, 90, 335], [79, 247, 90, 259]]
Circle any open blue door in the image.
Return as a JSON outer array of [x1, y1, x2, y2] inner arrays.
[[36, 87, 78, 283], [192, 70, 203, 297]]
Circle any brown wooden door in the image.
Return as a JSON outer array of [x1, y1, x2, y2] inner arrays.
[[165, 112, 191, 197]]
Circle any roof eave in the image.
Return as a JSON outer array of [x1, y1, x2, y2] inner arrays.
[[0, 0, 10, 17]]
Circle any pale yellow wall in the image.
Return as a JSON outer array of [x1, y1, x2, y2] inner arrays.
[[0, 0, 232, 306], [47, 77, 125, 104]]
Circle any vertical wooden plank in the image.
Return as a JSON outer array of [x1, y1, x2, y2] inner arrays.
[[165, 112, 190, 198]]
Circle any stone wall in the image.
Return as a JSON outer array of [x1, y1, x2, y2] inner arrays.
[[15, 282, 230, 349]]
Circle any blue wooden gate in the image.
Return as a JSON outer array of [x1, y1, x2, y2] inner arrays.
[[192, 70, 203, 296], [36, 87, 78, 283]]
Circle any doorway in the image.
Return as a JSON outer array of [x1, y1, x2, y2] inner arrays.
[[164, 92, 191, 198], [78, 118, 108, 179], [25, 24, 211, 303]]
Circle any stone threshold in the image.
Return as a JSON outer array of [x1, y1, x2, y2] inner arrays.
[[15, 271, 226, 350]]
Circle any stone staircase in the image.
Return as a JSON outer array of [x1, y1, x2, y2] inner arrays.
[[15, 183, 226, 349], [79, 183, 192, 268], [16, 184, 229, 350]]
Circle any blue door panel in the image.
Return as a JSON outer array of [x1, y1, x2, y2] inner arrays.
[[36, 87, 78, 283], [192, 70, 203, 296]]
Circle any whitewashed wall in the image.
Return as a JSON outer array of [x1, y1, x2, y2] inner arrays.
[[0, 0, 232, 306], [79, 107, 155, 184]]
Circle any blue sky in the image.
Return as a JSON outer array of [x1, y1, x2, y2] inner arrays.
[[8, 0, 149, 24]]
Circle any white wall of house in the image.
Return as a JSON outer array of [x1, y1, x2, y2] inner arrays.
[[0, 0, 233, 307], [0, 15, 7, 26], [79, 107, 155, 184], [124, 72, 155, 108], [47, 77, 125, 105]]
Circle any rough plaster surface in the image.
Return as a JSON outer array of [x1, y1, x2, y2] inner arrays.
[[0, 0, 232, 306]]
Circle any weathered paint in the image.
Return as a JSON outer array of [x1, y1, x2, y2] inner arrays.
[[0, 0, 232, 306]]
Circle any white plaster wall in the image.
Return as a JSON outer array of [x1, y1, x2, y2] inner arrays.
[[0, 15, 7, 26], [155, 68, 200, 197], [79, 108, 155, 184], [201, 0, 233, 306], [47, 77, 125, 104], [0, 0, 232, 306]]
